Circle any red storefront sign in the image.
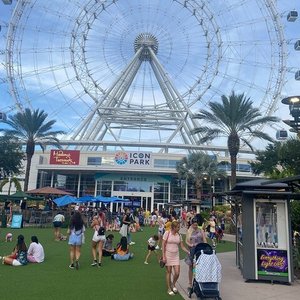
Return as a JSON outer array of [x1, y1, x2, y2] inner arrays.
[[50, 150, 80, 165]]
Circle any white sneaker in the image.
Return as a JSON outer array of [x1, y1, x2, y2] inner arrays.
[[129, 241, 135, 245], [155, 245, 160, 250], [144, 261, 148, 264]]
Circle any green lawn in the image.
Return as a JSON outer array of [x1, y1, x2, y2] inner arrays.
[[0, 226, 235, 300]]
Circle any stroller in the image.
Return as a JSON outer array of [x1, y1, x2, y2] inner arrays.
[[188, 243, 222, 300]]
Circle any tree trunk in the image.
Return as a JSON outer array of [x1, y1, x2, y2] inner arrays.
[[24, 154, 32, 192], [8, 178, 12, 195], [228, 133, 239, 189], [195, 178, 202, 205], [230, 154, 237, 189]]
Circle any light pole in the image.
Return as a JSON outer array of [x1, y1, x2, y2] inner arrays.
[[282, 96, 300, 135]]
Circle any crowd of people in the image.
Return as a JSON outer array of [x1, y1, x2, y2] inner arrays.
[[1, 206, 225, 297]]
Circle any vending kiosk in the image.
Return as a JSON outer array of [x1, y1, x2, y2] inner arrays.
[[231, 179, 295, 283]]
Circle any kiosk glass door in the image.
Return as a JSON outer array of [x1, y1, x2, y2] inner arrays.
[[255, 200, 290, 281]]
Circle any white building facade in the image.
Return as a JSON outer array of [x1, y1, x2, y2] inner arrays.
[[26, 149, 258, 212]]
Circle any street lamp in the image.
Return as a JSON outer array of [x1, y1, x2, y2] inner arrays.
[[282, 96, 300, 134]]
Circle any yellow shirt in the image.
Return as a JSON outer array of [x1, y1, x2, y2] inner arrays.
[[165, 221, 172, 231]]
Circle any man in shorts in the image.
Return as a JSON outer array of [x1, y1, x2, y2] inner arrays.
[[53, 212, 65, 241]]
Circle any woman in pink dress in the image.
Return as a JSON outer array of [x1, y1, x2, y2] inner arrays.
[[162, 220, 189, 296]]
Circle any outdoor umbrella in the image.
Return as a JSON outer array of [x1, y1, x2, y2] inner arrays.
[[94, 195, 111, 202], [0, 191, 43, 202], [77, 195, 96, 203], [93, 195, 129, 203], [27, 186, 73, 196], [110, 196, 129, 202], [53, 195, 77, 207]]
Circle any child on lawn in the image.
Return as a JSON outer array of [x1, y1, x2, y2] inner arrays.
[[144, 234, 159, 264]]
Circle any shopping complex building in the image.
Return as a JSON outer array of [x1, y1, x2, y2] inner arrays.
[[28, 147, 258, 212]]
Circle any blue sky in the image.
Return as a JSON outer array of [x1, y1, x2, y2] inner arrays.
[[0, 0, 300, 152]]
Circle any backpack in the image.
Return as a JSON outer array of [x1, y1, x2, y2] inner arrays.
[[98, 226, 105, 236]]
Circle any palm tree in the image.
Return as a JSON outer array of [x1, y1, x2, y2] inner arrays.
[[176, 152, 226, 205], [0, 176, 22, 195], [0, 108, 65, 191], [191, 91, 279, 188]]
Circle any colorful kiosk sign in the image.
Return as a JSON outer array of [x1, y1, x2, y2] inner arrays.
[[50, 150, 80, 165], [257, 249, 288, 277]]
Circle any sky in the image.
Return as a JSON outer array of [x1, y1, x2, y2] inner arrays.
[[0, 0, 300, 154]]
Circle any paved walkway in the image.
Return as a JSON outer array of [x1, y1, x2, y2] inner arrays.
[[176, 232, 300, 300]]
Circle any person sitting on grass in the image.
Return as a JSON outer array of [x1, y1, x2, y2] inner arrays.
[[27, 235, 45, 263], [1, 234, 28, 266], [144, 234, 159, 264], [102, 234, 116, 256], [111, 236, 133, 261]]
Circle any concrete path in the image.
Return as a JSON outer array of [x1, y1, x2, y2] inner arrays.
[[176, 232, 300, 300]]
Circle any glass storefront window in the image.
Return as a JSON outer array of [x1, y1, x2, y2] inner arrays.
[[87, 157, 102, 165], [113, 180, 152, 192], [256, 202, 278, 248], [80, 174, 96, 196], [97, 180, 112, 197], [53, 173, 78, 194], [153, 182, 168, 201]]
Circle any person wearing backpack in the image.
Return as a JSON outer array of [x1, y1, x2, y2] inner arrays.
[[68, 211, 85, 270], [90, 210, 106, 267]]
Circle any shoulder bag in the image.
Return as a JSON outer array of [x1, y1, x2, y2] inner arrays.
[[160, 231, 170, 268]]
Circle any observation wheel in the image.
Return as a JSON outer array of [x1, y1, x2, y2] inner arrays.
[[3, 0, 287, 151]]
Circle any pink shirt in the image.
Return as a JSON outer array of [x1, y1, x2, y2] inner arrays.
[[163, 231, 182, 253]]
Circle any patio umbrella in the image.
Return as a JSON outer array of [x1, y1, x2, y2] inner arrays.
[[27, 186, 73, 196], [94, 195, 129, 203], [0, 191, 43, 202], [77, 195, 96, 203], [110, 196, 129, 202], [94, 195, 111, 202], [53, 195, 77, 207]]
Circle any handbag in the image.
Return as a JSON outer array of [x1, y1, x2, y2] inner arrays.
[[160, 231, 170, 268], [159, 257, 165, 268]]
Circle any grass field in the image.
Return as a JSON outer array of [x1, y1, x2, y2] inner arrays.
[[0, 226, 235, 300]]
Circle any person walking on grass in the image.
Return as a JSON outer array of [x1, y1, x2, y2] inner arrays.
[[53, 212, 65, 241], [144, 234, 159, 264], [68, 211, 85, 270], [185, 217, 207, 292], [162, 220, 189, 296], [91, 210, 106, 267]]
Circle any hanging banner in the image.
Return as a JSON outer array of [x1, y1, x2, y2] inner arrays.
[[257, 249, 288, 277], [50, 150, 80, 165]]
